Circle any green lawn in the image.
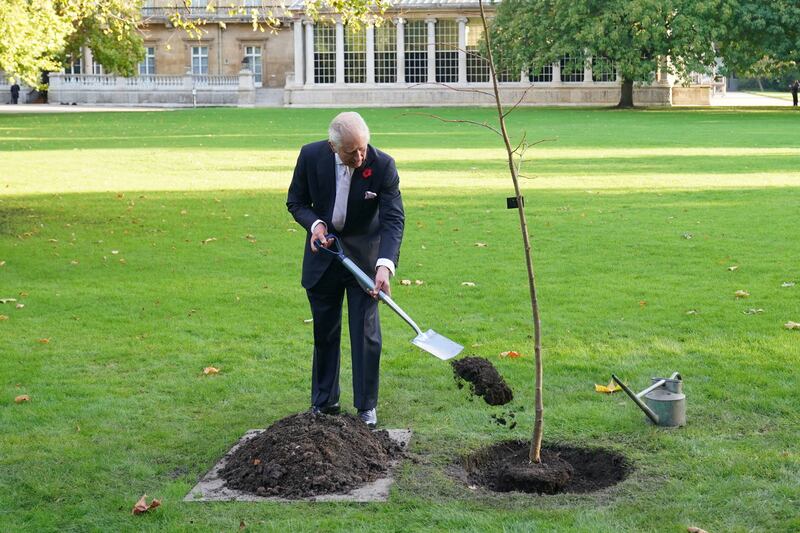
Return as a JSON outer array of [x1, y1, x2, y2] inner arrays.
[[1, 107, 799, 532]]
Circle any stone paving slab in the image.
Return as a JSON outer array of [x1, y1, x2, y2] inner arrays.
[[184, 428, 412, 503]]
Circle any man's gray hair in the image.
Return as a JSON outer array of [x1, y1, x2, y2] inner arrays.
[[328, 112, 370, 149]]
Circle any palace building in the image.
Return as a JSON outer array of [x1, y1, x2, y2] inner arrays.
[[1, 0, 715, 107]]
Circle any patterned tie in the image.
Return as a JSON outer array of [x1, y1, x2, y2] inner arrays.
[[331, 163, 351, 231]]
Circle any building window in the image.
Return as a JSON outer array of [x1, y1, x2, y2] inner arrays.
[[466, 22, 489, 83], [374, 22, 396, 83], [139, 46, 156, 75], [191, 46, 208, 75], [314, 24, 336, 84], [592, 56, 615, 82], [529, 62, 553, 83], [64, 55, 82, 74], [92, 63, 105, 75], [497, 69, 518, 83], [560, 54, 584, 82], [244, 45, 262, 85], [404, 20, 427, 83], [344, 26, 366, 83], [435, 20, 458, 83]]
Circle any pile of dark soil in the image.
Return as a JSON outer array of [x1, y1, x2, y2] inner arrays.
[[220, 412, 404, 498], [464, 440, 631, 495], [452, 356, 513, 406]]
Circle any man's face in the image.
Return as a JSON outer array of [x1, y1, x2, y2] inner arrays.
[[330, 132, 368, 169]]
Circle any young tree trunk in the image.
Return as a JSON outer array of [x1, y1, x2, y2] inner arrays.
[[478, 0, 544, 464], [757, 78, 764, 91], [618, 79, 634, 107]]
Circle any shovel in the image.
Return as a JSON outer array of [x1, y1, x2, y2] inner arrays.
[[315, 235, 463, 360]]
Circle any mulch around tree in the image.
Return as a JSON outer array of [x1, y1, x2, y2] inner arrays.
[[452, 356, 514, 406], [219, 412, 404, 499], [464, 440, 631, 495]]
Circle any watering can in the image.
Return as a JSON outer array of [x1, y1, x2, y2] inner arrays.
[[611, 372, 686, 427]]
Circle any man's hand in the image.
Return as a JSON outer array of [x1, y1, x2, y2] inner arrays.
[[309, 223, 330, 252], [371, 266, 391, 298]]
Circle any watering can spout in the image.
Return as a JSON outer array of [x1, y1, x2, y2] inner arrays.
[[611, 372, 686, 427], [611, 374, 660, 424]]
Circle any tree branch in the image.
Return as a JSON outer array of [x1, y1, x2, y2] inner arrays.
[[403, 112, 503, 137], [406, 81, 495, 98]]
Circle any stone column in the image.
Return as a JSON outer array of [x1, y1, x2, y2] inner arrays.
[[457, 17, 467, 84], [396, 18, 405, 84], [304, 20, 314, 85], [335, 18, 345, 84], [366, 23, 375, 84], [293, 19, 304, 86], [584, 55, 593, 84], [83, 47, 93, 75], [238, 69, 255, 106], [425, 18, 436, 83], [551, 61, 561, 85]]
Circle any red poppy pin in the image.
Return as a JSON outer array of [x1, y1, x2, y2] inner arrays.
[[362, 167, 373, 179]]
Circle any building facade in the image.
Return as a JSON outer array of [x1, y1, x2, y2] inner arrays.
[[2, 0, 711, 107]]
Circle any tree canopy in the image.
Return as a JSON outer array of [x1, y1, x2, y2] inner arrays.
[[490, 0, 721, 106]]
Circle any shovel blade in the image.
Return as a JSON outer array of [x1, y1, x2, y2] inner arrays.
[[412, 329, 463, 360]]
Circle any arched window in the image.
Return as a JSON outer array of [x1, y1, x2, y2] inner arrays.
[[435, 20, 458, 83], [314, 24, 336, 84], [374, 22, 397, 83], [344, 26, 366, 83], [404, 20, 427, 83]]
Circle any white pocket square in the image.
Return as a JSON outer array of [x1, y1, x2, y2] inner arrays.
[[364, 191, 377, 200]]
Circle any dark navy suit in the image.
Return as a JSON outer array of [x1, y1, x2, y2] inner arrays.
[[287, 140, 404, 410]]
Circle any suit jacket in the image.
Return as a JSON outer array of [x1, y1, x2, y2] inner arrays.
[[287, 140, 405, 289]]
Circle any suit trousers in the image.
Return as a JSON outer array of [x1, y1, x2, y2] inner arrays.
[[307, 259, 382, 411]]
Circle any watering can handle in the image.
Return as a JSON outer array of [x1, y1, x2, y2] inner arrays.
[[611, 374, 660, 425]]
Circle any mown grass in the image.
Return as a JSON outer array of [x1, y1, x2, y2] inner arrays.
[[1, 107, 799, 532]]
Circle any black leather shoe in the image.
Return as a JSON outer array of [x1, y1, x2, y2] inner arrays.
[[357, 408, 377, 428], [310, 403, 341, 415]]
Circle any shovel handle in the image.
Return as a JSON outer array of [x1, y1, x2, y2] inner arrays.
[[315, 236, 424, 336]]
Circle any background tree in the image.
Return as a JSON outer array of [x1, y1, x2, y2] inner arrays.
[[490, 0, 720, 107], [716, 0, 800, 84]]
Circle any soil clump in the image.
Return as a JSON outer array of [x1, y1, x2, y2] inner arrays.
[[220, 412, 404, 499], [464, 440, 631, 494], [452, 356, 513, 406]]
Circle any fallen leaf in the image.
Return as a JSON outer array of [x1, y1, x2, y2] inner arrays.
[[37, 338, 50, 344], [686, 309, 699, 315], [461, 282, 476, 287], [414, 280, 424, 285], [595, 380, 622, 394], [639, 300, 647, 307], [19, 292, 28, 297], [111, 250, 119, 255], [303, 318, 313, 323], [687, 527, 709, 533], [682, 233, 693, 239], [132, 494, 161, 515], [70, 260, 79, 265], [734, 290, 749, 298], [202, 238, 217, 244], [474, 242, 488, 247], [784, 321, 800, 330], [180, 209, 187, 215], [782, 281, 796, 288], [16, 304, 24, 309], [500, 350, 523, 358], [744, 308, 764, 315], [0, 260, 5, 267], [252, 459, 261, 465], [0, 315, 8, 321], [727, 265, 738, 271], [287, 228, 297, 232], [14, 394, 30, 403], [0, 298, 17, 304], [240, 520, 247, 530], [48, 239, 58, 243], [203, 366, 220, 375], [400, 279, 412, 286]]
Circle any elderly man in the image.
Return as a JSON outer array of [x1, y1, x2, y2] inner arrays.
[[287, 112, 405, 427]]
